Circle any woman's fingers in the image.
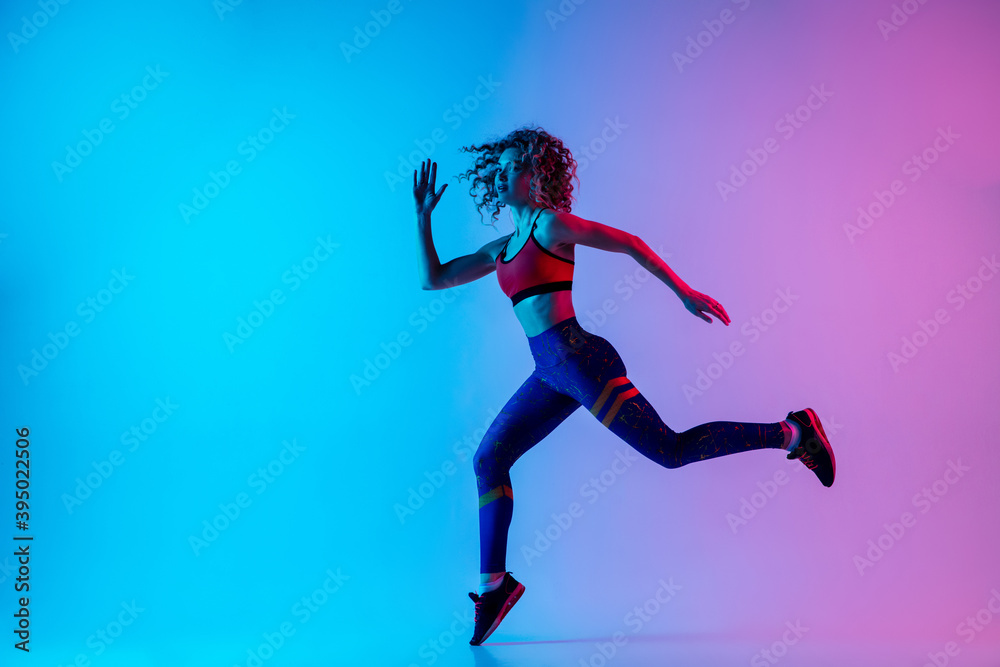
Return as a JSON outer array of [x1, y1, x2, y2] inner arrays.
[[686, 291, 730, 325], [698, 292, 729, 326], [415, 159, 428, 190], [413, 159, 443, 201], [415, 159, 436, 185], [713, 300, 730, 325]]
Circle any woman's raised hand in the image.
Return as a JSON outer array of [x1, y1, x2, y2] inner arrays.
[[413, 158, 448, 217]]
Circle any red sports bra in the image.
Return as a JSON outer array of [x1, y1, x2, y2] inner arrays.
[[495, 207, 574, 306]]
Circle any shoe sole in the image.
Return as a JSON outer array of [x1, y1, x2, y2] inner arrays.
[[473, 582, 525, 645], [797, 407, 836, 487]]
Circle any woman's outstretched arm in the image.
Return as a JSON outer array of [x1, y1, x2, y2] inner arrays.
[[547, 211, 731, 325]]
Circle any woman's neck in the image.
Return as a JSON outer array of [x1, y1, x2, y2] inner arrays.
[[508, 202, 540, 235]]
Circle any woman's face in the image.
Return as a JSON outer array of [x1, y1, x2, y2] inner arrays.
[[495, 147, 532, 204]]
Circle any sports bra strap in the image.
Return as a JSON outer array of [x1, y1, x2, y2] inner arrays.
[[500, 206, 547, 261]]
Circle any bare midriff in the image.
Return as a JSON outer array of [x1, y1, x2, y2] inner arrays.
[[512, 290, 576, 338]]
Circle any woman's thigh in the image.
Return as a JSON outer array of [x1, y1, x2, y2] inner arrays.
[[538, 332, 638, 425], [473, 371, 582, 482]]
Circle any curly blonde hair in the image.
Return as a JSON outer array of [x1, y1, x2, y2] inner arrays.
[[457, 125, 578, 228]]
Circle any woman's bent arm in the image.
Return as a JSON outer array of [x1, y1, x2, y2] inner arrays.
[[417, 211, 500, 290]]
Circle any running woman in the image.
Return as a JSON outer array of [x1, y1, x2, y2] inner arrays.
[[412, 126, 835, 646]]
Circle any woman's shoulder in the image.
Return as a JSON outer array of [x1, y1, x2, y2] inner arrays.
[[532, 206, 566, 240], [534, 206, 563, 228], [532, 207, 575, 259]]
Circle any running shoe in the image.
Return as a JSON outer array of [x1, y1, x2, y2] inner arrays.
[[786, 408, 836, 487], [468, 572, 525, 646]]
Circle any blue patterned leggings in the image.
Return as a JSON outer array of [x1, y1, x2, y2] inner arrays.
[[473, 316, 788, 573]]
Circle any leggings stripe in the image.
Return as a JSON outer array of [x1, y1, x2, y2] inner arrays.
[[479, 484, 513, 508], [601, 386, 640, 426], [590, 376, 631, 417]]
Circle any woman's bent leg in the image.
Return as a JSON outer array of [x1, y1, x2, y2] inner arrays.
[[473, 371, 580, 575], [546, 331, 787, 469], [605, 399, 787, 468]]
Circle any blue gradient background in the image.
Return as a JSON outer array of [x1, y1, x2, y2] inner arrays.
[[2, 0, 999, 665]]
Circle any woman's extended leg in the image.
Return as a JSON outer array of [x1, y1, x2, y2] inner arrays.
[[473, 371, 580, 578], [543, 328, 791, 468]]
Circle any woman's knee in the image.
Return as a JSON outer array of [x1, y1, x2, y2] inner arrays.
[[472, 445, 489, 476], [473, 442, 507, 485]]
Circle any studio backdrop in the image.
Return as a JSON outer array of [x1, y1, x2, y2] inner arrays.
[[2, 0, 999, 665]]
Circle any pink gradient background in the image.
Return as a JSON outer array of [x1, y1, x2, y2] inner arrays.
[[372, 0, 1000, 654]]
